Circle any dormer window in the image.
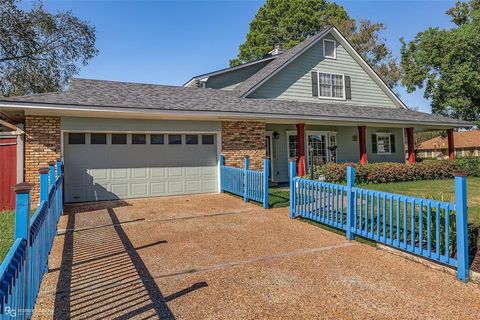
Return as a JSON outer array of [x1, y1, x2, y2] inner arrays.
[[323, 39, 336, 59]]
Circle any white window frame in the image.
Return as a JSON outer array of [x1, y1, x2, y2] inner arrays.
[[317, 71, 346, 100], [323, 39, 337, 59], [376, 132, 392, 155], [286, 131, 298, 161]]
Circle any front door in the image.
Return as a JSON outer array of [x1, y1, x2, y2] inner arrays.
[[307, 133, 328, 172]]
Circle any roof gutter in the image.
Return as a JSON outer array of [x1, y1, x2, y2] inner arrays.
[[0, 101, 471, 128]]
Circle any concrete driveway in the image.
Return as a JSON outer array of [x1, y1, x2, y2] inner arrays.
[[33, 194, 480, 319]]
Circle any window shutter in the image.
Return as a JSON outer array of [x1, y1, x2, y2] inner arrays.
[[345, 76, 352, 100], [371, 134, 377, 154], [390, 134, 396, 153], [311, 71, 318, 97]]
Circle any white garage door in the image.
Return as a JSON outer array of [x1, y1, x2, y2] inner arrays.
[[64, 132, 218, 203]]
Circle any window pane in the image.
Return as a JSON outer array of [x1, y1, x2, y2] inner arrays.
[[132, 134, 146, 144], [69, 133, 85, 144], [202, 135, 214, 145], [150, 134, 164, 144], [168, 134, 182, 145], [319, 73, 332, 97], [288, 135, 298, 158], [112, 134, 127, 144], [332, 75, 344, 98], [186, 135, 198, 145], [324, 40, 335, 58], [91, 133, 106, 144], [377, 135, 391, 154]]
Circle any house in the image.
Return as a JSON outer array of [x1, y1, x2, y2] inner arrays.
[[0, 26, 470, 205], [417, 130, 480, 159]]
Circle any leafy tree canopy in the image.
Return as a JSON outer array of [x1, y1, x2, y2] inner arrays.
[[230, 0, 400, 88], [401, 0, 480, 124], [0, 0, 98, 97]]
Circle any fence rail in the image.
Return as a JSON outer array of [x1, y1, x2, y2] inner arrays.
[[220, 155, 269, 209], [0, 159, 64, 319], [288, 160, 469, 282]]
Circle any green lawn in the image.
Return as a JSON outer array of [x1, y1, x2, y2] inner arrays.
[[269, 178, 480, 226], [268, 188, 290, 208], [361, 178, 480, 226], [0, 211, 15, 263]]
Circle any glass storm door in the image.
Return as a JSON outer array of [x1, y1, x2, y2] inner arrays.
[[307, 133, 328, 172]]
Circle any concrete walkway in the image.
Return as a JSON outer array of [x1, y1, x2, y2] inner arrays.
[[33, 194, 480, 319]]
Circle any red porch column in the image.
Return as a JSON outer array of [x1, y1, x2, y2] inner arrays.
[[447, 128, 455, 160], [296, 123, 305, 176], [406, 127, 415, 164], [358, 126, 367, 164]]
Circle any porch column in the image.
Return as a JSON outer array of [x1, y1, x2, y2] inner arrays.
[[358, 126, 367, 164], [407, 127, 415, 164], [296, 123, 305, 176], [447, 128, 455, 160]]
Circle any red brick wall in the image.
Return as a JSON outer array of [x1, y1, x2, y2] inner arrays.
[[24, 115, 61, 204], [221, 121, 265, 170]]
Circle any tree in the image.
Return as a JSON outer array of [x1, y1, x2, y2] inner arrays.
[[230, 0, 400, 88], [0, 0, 98, 97], [401, 0, 480, 124]]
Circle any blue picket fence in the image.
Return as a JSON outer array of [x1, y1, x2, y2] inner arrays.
[[288, 161, 470, 282], [220, 155, 269, 209], [0, 160, 64, 319]]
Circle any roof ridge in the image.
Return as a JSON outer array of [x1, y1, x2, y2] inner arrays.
[[234, 26, 332, 97]]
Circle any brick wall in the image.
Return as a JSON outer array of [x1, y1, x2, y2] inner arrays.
[[221, 121, 265, 170], [24, 116, 61, 204]]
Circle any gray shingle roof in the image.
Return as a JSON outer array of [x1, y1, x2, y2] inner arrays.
[[184, 55, 278, 86], [234, 27, 332, 97], [0, 78, 470, 127]]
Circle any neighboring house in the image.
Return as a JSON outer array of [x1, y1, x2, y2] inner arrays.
[[417, 130, 480, 159], [0, 26, 470, 205]]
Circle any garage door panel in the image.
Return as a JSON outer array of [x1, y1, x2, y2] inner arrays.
[[110, 168, 128, 180], [131, 168, 148, 179], [150, 182, 166, 195], [186, 181, 200, 193], [110, 184, 129, 198], [168, 181, 184, 194], [186, 167, 200, 177], [151, 168, 166, 178], [131, 183, 148, 197], [89, 168, 109, 180], [65, 132, 218, 202], [203, 180, 217, 193], [168, 167, 183, 177]]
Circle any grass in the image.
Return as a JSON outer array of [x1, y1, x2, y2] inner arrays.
[[361, 178, 480, 226], [268, 188, 290, 208], [0, 211, 15, 264]]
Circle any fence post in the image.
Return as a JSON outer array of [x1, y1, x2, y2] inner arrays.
[[454, 171, 469, 282], [346, 165, 356, 240], [219, 154, 224, 193], [13, 182, 32, 317], [289, 158, 297, 219], [243, 155, 249, 202], [48, 161, 56, 189], [263, 157, 269, 209], [39, 167, 49, 203]]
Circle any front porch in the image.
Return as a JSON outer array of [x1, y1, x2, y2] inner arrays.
[[265, 123, 457, 183]]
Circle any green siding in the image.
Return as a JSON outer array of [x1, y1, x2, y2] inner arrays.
[[267, 124, 405, 183], [249, 33, 398, 108]]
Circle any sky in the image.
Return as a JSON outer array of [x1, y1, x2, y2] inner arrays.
[[37, 0, 457, 113]]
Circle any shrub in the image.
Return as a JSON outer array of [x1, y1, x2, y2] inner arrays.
[[313, 160, 458, 184], [455, 157, 480, 177]]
